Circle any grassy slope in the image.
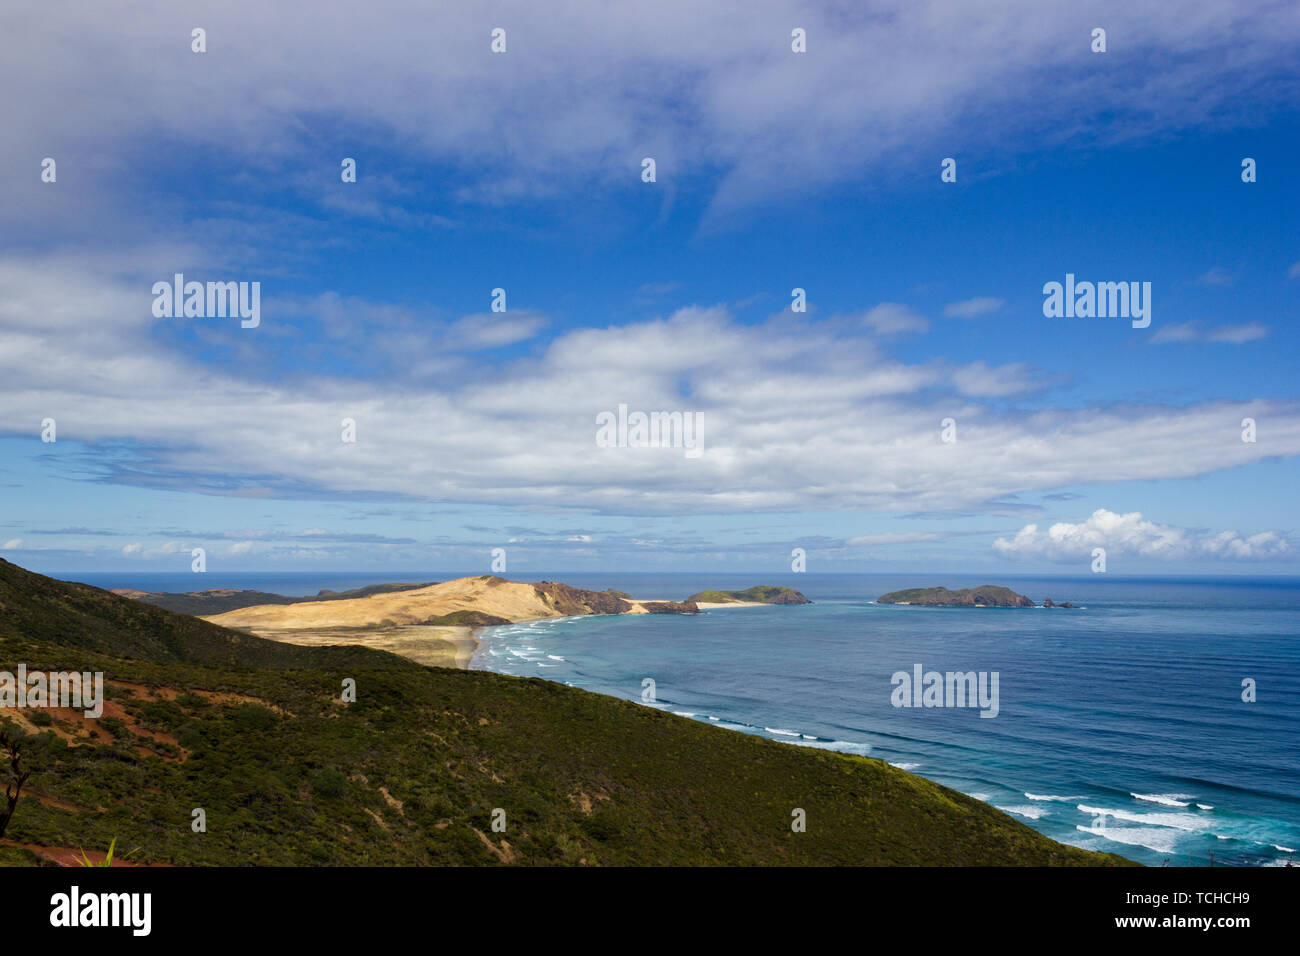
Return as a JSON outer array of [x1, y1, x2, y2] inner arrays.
[[0, 560, 1131, 866]]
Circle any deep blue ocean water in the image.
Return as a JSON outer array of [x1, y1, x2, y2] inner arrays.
[[63, 570, 1300, 866]]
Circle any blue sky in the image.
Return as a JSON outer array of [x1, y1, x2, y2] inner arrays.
[[1, 1, 1298, 576]]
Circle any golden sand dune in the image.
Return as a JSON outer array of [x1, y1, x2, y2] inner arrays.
[[208, 575, 544, 630], [202, 576, 699, 667], [205, 575, 688, 631]]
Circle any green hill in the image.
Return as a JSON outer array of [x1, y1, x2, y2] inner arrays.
[[685, 585, 812, 605], [0, 559, 1129, 866]]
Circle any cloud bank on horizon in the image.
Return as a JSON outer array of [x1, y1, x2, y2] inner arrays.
[[995, 510, 1291, 563], [0, 1, 1297, 572]]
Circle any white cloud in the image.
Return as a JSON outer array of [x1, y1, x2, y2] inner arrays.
[[2, 2, 1297, 226], [1151, 324, 1199, 343], [944, 297, 1005, 318], [637, 282, 682, 297], [994, 509, 1291, 562], [947, 361, 1041, 398], [2, 538, 24, 550], [1, 261, 1299, 517], [1151, 321, 1268, 344], [1208, 323, 1269, 344], [1195, 267, 1234, 286], [119, 541, 190, 560], [858, 303, 930, 336], [847, 532, 947, 546], [444, 312, 548, 351], [1199, 529, 1291, 559]]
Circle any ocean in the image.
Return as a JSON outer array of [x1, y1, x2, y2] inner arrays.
[[64, 570, 1300, 866]]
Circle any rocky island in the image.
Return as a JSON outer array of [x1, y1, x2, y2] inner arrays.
[[685, 585, 812, 605], [877, 585, 1035, 607], [877, 586, 1080, 608]]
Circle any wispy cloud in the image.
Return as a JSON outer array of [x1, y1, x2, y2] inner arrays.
[[444, 312, 548, 351], [944, 297, 1004, 318], [1151, 321, 1268, 344], [3, 2, 1298, 226], [1194, 267, 1234, 286], [636, 281, 683, 297], [2, 257, 1297, 517], [857, 303, 930, 336], [847, 531, 948, 546]]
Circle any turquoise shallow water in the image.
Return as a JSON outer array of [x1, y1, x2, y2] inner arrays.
[[64, 569, 1300, 866]]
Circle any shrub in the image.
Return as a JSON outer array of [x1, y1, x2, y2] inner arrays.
[[310, 767, 350, 800]]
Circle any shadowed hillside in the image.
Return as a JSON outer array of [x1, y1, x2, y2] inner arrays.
[[114, 582, 437, 616]]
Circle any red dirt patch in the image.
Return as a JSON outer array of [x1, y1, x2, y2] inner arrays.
[[0, 840, 171, 867], [28, 788, 92, 814]]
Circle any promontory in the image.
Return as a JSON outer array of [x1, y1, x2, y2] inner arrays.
[[109, 576, 809, 669]]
